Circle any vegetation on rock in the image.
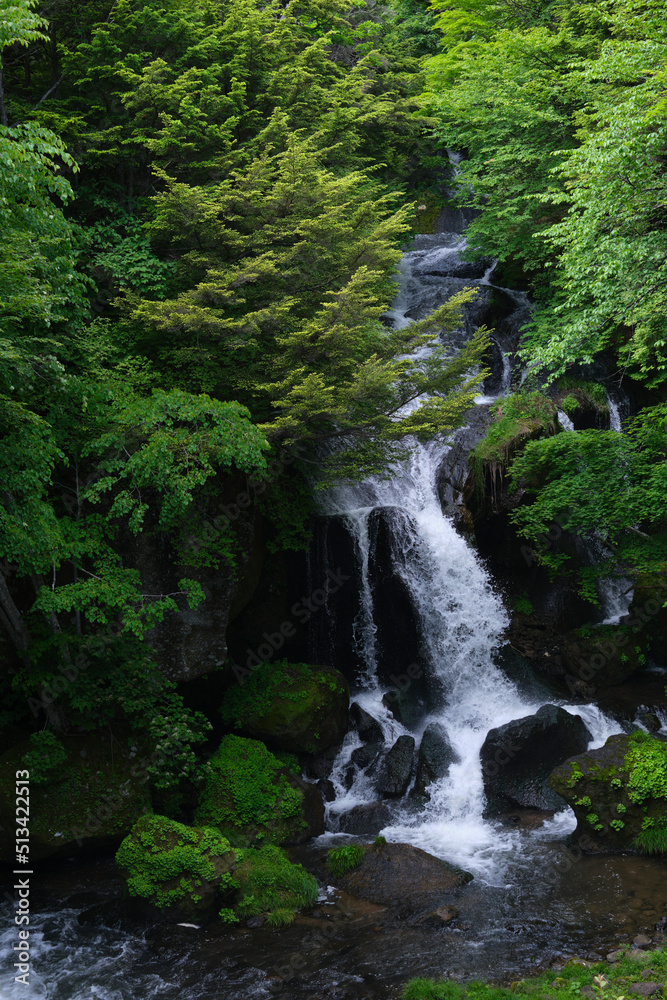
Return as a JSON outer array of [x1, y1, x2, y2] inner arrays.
[[194, 735, 307, 847], [221, 661, 349, 754], [116, 814, 235, 915]]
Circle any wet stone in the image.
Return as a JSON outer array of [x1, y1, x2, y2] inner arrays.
[[349, 703, 384, 743], [375, 735, 415, 797], [634, 934, 652, 948]]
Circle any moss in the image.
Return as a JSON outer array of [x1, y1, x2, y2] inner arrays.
[[220, 660, 348, 754], [195, 735, 306, 847], [116, 814, 235, 912], [0, 730, 151, 862], [233, 843, 318, 924], [328, 843, 365, 877], [624, 731, 667, 852], [470, 393, 558, 496], [403, 944, 667, 999]]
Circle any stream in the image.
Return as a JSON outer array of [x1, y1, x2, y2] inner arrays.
[[2, 223, 665, 1000]]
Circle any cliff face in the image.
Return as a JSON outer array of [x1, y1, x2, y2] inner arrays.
[[128, 471, 265, 683]]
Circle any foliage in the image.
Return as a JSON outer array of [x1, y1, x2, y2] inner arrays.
[[194, 735, 306, 847], [327, 843, 365, 877], [116, 814, 234, 909], [232, 843, 318, 924], [403, 945, 667, 998], [21, 730, 67, 784]]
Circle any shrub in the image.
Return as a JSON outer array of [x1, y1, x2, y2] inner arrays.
[[233, 844, 318, 924]]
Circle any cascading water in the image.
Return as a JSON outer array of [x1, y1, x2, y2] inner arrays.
[[319, 226, 623, 881]]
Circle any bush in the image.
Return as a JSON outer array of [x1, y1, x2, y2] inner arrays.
[[21, 731, 67, 785], [233, 844, 318, 924]]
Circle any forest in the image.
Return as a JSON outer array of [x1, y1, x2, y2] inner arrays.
[[1, 0, 667, 996]]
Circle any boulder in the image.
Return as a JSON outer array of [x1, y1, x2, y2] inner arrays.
[[0, 730, 151, 863], [220, 662, 349, 754], [116, 814, 235, 919], [414, 723, 458, 799], [195, 735, 323, 847], [337, 802, 392, 835], [350, 742, 384, 771], [481, 704, 592, 816], [376, 735, 415, 797], [562, 629, 645, 688], [349, 703, 383, 743], [331, 841, 473, 911], [549, 732, 667, 854]]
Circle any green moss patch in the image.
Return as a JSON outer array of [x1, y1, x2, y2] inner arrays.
[[232, 843, 318, 926], [221, 660, 349, 754], [194, 735, 307, 847], [403, 946, 667, 998], [116, 814, 235, 915]]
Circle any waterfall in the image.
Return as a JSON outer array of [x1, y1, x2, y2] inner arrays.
[[318, 226, 622, 881]]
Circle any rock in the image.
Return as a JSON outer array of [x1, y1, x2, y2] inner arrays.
[[349, 703, 384, 743], [0, 730, 151, 863], [382, 688, 428, 730], [376, 735, 415, 797], [627, 951, 653, 964], [549, 732, 667, 854], [562, 629, 646, 688], [195, 735, 322, 847], [638, 713, 661, 734], [634, 934, 652, 948], [318, 778, 336, 803], [337, 802, 392, 835], [331, 842, 473, 911], [220, 662, 349, 754], [607, 950, 626, 962], [414, 723, 458, 798], [435, 904, 460, 924], [628, 984, 661, 997], [116, 814, 235, 919], [129, 470, 263, 683], [350, 742, 384, 771], [481, 705, 592, 816]]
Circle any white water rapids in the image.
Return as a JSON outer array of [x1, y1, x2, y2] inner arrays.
[[319, 231, 624, 882]]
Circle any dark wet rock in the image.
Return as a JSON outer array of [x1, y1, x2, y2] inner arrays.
[[481, 704, 592, 816], [349, 703, 384, 743], [497, 808, 555, 828], [638, 713, 661, 734], [376, 735, 415, 797], [332, 842, 473, 911], [549, 733, 667, 854], [302, 743, 341, 782], [367, 507, 431, 720], [382, 685, 429, 731], [413, 723, 458, 799], [318, 778, 336, 803], [337, 802, 392, 835], [284, 772, 325, 843], [350, 742, 384, 771], [435, 904, 460, 924]]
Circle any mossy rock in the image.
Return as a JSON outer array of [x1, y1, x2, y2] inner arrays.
[[221, 660, 349, 754], [549, 732, 667, 854], [194, 735, 322, 848], [116, 814, 235, 918], [469, 393, 559, 501], [0, 730, 151, 862], [561, 624, 646, 688], [554, 379, 610, 429]]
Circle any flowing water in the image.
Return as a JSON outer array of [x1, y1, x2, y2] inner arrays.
[[2, 228, 664, 1000]]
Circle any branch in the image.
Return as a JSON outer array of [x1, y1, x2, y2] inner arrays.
[[34, 75, 63, 107]]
